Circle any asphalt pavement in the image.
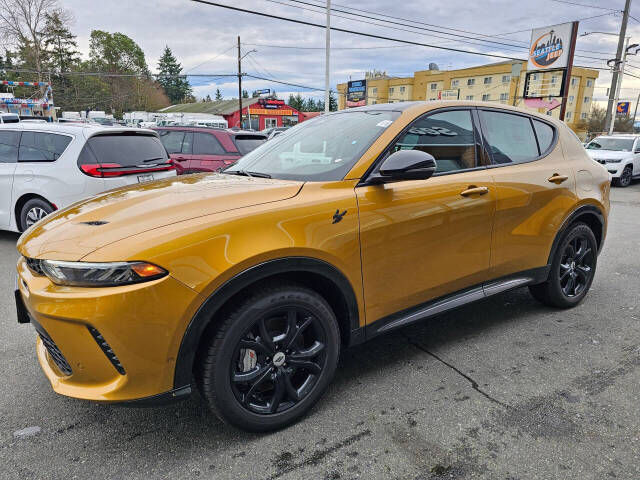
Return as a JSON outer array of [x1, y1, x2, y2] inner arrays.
[[1, 183, 639, 480]]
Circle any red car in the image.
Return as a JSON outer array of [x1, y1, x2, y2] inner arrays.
[[153, 127, 267, 175]]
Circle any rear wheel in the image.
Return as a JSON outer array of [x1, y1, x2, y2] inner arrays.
[[615, 165, 633, 187], [529, 223, 597, 308], [196, 284, 340, 432], [20, 198, 54, 231]]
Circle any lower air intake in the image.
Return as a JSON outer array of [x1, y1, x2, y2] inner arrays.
[[87, 326, 126, 375]]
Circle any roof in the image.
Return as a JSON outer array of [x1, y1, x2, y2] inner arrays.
[[151, 126, 266, 137], [0, 122, 157, 137], [160, 98, 262, 115]]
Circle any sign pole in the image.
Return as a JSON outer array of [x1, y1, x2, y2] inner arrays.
[[559, 21, 578, 122], [324, 0, 331, 113], [238, 35, 243, 128]]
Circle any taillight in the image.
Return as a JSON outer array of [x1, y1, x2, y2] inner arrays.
[[79, 163, 175, 178]]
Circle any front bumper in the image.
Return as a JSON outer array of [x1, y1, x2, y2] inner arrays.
[[16, 257, 201, 402]]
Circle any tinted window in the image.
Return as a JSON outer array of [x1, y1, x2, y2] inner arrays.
[[0, 131, 20, 163], [480, 111, 539, 164], [392, 110, 477, 173], [193, 132, 225, 155], [533, 120, 554, 154], [83, 133, 168, 167], [157, 130, 185, 154], [234, 135, 266, 155], [182, 132, 194, 154], [586, 137, 634, 152], [1, 115, 20, 123], [18, 132, 72, 162]]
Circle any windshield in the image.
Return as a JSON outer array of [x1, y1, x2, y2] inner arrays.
[[224, 110, 400, 181], [587, 137, 635, 152]]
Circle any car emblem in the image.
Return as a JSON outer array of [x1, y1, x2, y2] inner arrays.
[[273, 351, 286, 367], [78, 221, 109, 226], [332, 209, 347, 224]]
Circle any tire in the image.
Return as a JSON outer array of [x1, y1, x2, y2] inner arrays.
[[19, 198, 54, 232], [614, 165, 633, 187], [529, 222, 598, 308], [196, 284, 341, 432]]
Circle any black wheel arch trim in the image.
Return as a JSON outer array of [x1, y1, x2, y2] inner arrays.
[[173, 257, 361, 389], [547, 204, 606, 264]]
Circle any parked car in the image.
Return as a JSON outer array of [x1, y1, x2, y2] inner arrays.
[[153, 126, 267, 174], [585, 134, 640, 187], [16, 101, 609, 432], [0, 123, 176, 232], [0, 113, 20, 124]]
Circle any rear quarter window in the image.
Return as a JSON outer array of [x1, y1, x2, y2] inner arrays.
[[80, 133, 168, 167], [18, 131, 72, 162], [234, 135, 267, 155], [532, 120, 555, 155], [0, 130, 20, 163]]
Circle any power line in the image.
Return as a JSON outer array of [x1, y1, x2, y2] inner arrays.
[[184, 44, 236, 72], [242, 42, 406, 51], [546, 0, 621, 11], [189, 0, 528, 62]]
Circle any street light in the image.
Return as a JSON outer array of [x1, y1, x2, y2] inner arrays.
[[582, 32, 637, 134]]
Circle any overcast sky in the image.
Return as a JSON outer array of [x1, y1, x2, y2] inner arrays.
[[58, 0, 640, 106]]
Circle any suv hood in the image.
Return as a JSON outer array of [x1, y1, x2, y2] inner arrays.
[[18, 173, 302, 260], [586, 149, 632, 161]]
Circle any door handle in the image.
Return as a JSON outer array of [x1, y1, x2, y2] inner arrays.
[[460, 186, 489, 197], [548, 173, 568, 184]]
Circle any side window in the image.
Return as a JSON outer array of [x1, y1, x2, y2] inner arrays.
[[532, 120, 555, 155], [0, 131, 20, 163], [19, 132, 72, 162], [392, 109, 478, 173], [193, 132, 225, 155], [157, 130, 185, 154], [182, 132, 194, 154], [479, 111, 539, 164]]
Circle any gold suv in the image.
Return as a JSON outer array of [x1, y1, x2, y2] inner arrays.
[[16, 102, 609, 431]]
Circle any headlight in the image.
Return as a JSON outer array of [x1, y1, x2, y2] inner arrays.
[[605, 159, 623, 163], [37, 260, 167, 287]]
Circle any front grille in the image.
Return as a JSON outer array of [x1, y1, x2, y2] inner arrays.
[[33, 324, 73, 376], [87, 326, 126, 375], [25, 257, 45, 276]]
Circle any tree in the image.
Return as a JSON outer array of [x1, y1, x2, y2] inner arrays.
[[215, 88, 223, 100], [288, 93, 304, 111], [305, 98, 319, 111], [0, 0, 60, 84], [205, 94, 212, 102], [329, 90, 338, 112], [242, 89, 249, 98], [251, 90, 260, 98], [578, 103, 634, 137], [43, 9, 78, 72], [157, 45, 192, 104]]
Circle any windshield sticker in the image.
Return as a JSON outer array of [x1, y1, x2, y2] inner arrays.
[[376, 120, 393, 128]]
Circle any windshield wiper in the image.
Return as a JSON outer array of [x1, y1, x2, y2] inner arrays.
[[226, 169, 272, 178], [142, 157, 166, 163]]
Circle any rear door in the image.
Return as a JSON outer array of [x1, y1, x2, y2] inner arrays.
[[0, 130, 20, 229], [191, 131, 233, 173], [478, 108, 576, 279]]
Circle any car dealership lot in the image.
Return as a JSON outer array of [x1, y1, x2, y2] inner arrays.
[[0, 184, 639, 480]]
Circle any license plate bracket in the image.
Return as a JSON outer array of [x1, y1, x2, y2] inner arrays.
[[137, 173, 154, 183]]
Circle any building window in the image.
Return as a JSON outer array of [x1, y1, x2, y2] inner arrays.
[[571, 78, 578, 87], [586, 79, 593, 87], [566, 111, 572, 119], [430, 83, 438, 90], [551, 76, 557, 84], [483, 77, 492, 84], [532, 74, 538, 80], [399, 86, 405, 93], [371, 100, 377, 104], [467, 78, 475, 86], [584, 96, 590, 103], [371, 87, 377, 95], [428, 97, 436, 101], [502, 75, 510, 83], [581, 112, 587, 119], [482, 94, 490, 101], [465, 95, 474, 100], [451, 79, 459, 87], [499, 93, 508, 101], [569, 95, 575, 104], [389, 87, 394, 94]]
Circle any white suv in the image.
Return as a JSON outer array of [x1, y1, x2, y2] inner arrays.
[[0, 123, 177, 232], [585, 134, 640, 187]]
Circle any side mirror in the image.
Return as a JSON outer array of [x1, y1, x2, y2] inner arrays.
[[372, 149, 437, 183]]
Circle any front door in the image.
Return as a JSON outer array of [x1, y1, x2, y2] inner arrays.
[[191, 132, 229, 173], [264, 118, 278, 129], [477, 108, 577, 279], [357, 108, 495, 324], [0, 130, 20, 229]]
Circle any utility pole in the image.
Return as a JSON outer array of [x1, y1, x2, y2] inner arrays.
[[604, 0, 632, 134], [609, 37, 631, 134], [633, 91, 640, 125], [238, 35, 243, 128], [324, 0, 331, 113]]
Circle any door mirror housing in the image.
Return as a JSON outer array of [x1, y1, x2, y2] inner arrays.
[[371, 149, 437, 183]]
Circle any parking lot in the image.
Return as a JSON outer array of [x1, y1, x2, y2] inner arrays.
[[0, 183, 638, 480]]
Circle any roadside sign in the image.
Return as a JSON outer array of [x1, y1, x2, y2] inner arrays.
[[616, 101, 630, 116], [438, 89, 460, 100], [346, 80, 366, 107]]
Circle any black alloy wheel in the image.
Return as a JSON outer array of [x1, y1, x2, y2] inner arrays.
[[529, 222, 598, 308], [230, 306, 327, 415], [196, 284, 340, 432], [618, 166, 633, 187]]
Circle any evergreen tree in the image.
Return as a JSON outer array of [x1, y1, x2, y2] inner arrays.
[[157, 45, 192, 104], [288, 93, 305, 112], [215, 88, 223, 100], [44, 10, 79, 73], [305, 98, 318, 111], [251, 90, 260, 98], [329, 90, 338, 112], [242, 89, 249, 98], [205, 94, 212, 102]]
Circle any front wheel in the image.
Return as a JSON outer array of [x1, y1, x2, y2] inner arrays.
[[615, 165, 633, 187], [529, 222, 597, 308], [20, 198, 54, 231], [196, 284, 341, 432]]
